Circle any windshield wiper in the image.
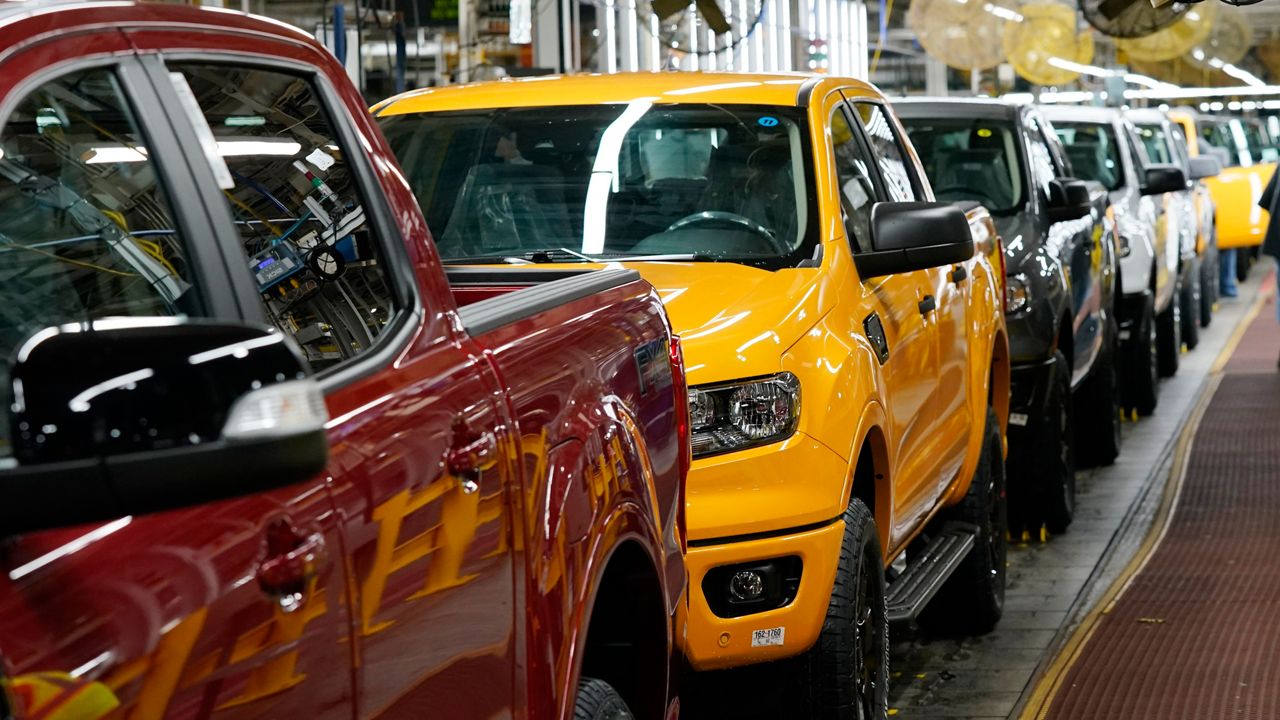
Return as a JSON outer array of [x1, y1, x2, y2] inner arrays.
[[608, 252, 721, 262]]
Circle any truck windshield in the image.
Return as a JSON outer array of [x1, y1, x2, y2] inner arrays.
[[379, 103, 818, 269], [898, 118, 1023, 214], [1243, 120, 1279, 164], [1053, 122, 1125, 191], [1200, 120, 1248, 167], [1135, 124, 1172, 165]]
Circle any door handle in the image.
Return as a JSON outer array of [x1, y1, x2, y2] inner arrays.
[[918, 295, 937, 315], [448, 417, 498, 492], [257, 519, 330, 613], [951, 266, 968, 283]]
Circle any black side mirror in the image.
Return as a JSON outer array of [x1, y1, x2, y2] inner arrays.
[[1142, 164, 1189, 196], [1, 319, 328, 534], [854, 201, 974, 279], [1047, 177, 1092, 222], [1188, 155, 1222, 180]]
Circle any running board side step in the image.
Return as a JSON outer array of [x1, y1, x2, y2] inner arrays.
[[885, 522, 978, 623]]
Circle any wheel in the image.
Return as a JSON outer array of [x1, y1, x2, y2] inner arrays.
[[918, 408, 1007, 636], [1180, 264, 1201, 350], [1124, 294, 1159, 417], [798, 498, 888, 720], [1199, 250, 1215, 328], [1156, 279, 1181, 378], [573, 678, 634, 720], [1075, 314, 1122, 467], [1039, 350, 1075, 535]]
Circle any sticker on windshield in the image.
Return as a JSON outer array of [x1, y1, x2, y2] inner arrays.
[[757, 116, 779, 128]]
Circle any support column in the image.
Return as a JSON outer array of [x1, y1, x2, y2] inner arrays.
[[926, 56, 948, 96]]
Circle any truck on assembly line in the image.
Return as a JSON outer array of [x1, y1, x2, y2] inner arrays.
[[896, 99, 1123, 538], [377, 71, 1011, 718], [0, 4, 688, 720], [1041, 105, 1217, 416]]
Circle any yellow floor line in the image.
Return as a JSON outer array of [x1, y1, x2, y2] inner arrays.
[[1016, 275, 1274, 719]]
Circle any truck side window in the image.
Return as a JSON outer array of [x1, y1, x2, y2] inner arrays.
[[170, 64, 397, 373], [0, 67, 200, 459], [854, 103, 919, 202], [830, 109, 876, 253]]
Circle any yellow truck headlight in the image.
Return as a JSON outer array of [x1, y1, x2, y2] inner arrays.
[[688, 372, 800, 458]]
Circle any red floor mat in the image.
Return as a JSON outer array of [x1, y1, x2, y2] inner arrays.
[[1045, 279, 1280, 720]]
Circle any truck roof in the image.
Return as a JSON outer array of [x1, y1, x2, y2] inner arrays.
[[1124, 108, 1171, 125], [1040, 105, 1121, 125], [375, 72, 881, 115], [893, 97, 1019, 121], [0, 1, 311, 43]]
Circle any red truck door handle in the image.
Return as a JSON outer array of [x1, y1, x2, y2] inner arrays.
[[447, 431, 498, 492], [257, 519, 330, 613]]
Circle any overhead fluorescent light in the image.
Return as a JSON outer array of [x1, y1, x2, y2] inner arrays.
[[983, 3, 1024, 22], [225, 115, 266, 127], [216, 139, 302, 157], [1125, 84, 1280, 100], [83, 146, 149, 164]]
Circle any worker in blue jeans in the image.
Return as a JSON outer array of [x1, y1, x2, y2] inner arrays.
[[1220, 249, 1238, 298]]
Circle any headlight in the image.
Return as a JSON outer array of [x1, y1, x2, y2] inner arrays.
[[1005, 272, 1032, 314], [1117, 234, 1132, 258], [689, 372, 800, 458]]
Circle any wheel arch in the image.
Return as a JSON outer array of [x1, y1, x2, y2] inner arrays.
[[576, 532, 671, 720], [843, 403, 892, 558]]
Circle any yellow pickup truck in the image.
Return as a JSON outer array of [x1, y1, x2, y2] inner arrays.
[[375, 72, 1010, 716], [1170, 110, 1276, 285]]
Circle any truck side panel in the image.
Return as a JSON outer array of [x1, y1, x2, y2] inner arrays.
[[467, 282, 683, 720]]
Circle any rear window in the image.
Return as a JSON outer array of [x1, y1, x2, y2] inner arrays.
[[899, 117, 1024, 214], [1054, 122, 1125, 191]]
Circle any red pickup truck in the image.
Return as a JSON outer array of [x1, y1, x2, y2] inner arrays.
[[0, 4, 687, 720]]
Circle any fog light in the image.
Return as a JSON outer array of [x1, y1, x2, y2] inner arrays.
[[703, 556, 803, 618], [729, 570, 765, 601]]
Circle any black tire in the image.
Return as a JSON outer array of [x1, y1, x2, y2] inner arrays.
[[1199, 253, 1215, 328], [918, 408, 1007, 636], [1124, 293, 1159, 417], [1156, 280, 1181, 378], [1075, 315, 1122, 467], [1180, 264, 1201, 350], [1039, 350, 1075, 535], [799, 498, 888, 720], [573, 678, 634, 720]]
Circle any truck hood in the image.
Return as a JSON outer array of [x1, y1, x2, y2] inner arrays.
[[619, 262, 830, 386]]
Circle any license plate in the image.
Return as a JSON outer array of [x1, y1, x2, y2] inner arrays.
[[751, 627, 785, 647]]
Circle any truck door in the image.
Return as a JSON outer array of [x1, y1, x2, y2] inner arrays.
[[827, 93, 940, 546], [145, 51, 518, 718], [850, 99, 973, 489], [1028, 112, 1102, 385], [0, 46, 354, 719]]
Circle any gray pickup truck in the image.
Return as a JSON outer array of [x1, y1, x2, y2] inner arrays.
[[898, 99, 1122, 537]]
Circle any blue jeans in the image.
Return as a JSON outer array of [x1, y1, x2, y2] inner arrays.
[[1221, 249, 1239, 297]]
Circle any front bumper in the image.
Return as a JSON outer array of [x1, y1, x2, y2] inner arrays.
[[679, 519, 846, 670], [679, 432, 852, 670], [1008, 355, 1058, 436]]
